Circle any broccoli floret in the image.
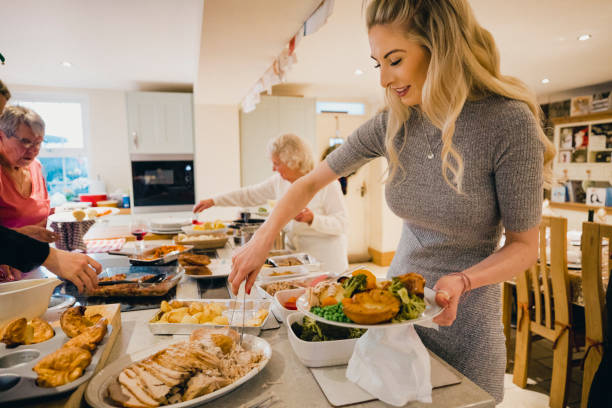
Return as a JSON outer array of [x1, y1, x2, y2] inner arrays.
[[392, 293, 426, 322], [291, 322, 303, 338], [388, 277, 405, 295], [300, 316, 324, 341], [317, 321, 351, 340], [342, 274, 368, 298], [349, 328, 367, 338]]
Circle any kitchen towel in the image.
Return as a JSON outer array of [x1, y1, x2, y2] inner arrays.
[[51, 219, 96, 252], [346, 325, 432, 406], [85, 238, 126, 254]]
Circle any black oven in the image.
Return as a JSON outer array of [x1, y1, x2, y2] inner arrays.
[[130, 154, 195, 213]]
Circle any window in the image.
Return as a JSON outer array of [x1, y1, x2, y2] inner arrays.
[[12, 94, 90, 206], [316, 101, 365, 115]]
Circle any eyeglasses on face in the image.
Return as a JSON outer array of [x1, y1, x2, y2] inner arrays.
[[7, 134, 44, 149]]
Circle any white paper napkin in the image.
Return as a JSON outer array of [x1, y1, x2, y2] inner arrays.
[[346, 325, 432, 406]]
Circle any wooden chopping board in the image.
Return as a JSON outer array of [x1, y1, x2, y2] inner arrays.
[[23, 303, 122, 408]]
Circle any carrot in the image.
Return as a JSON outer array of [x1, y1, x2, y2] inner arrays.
[[341, 297, 352, 307], [321, 296, 338, 307], [352, 269, 376, 289]]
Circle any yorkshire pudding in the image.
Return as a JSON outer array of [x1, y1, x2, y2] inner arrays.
[[60, 306, 103, 338], [63, 318, 108, 351], [342, 289, 401, 324], [1, 317, 54, 346], [1, 317, 30, 347], [33, 346, 92, 387], [30, 317, 55, 343]]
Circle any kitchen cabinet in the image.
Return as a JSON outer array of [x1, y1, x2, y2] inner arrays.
[[240, 95, 316, 186], [126, 91, 194, 154]]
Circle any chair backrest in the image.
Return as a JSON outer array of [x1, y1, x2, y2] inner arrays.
[[581, 221, 611, 351], [529, 216, 571, 335], [580, 221, 611, 407]]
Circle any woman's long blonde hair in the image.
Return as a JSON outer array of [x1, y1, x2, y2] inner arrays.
[[366, 0, 555, 192]]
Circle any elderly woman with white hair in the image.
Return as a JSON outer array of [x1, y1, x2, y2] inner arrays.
[[194, 133, 349, 274], [0, 105, 55, 241]]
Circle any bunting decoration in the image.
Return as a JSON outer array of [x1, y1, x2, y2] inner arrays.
[[241, 0, 334, 113]]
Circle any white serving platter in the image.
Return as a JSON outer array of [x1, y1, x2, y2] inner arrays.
[[296, 287, 443, 329], [48, 207, 119, 223], [85, 335, 271, 408]]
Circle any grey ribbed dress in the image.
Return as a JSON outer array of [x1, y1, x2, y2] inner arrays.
[[326, 95, 544, 403]]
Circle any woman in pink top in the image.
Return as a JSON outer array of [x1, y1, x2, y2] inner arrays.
[[0, 105, 56, 280]]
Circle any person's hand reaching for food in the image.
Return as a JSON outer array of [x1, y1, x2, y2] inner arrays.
[[14, 225, 58, 243], [193, 198, 214, 213], [432, 272, 471, 326], [42, 248, 102, 293], [229, 229, 274, 295], [293, 208, 314, 225]]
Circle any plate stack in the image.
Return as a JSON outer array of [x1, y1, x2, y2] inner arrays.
[[149, 217, 191, 234]]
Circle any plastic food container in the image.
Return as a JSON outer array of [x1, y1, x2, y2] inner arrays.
[[286, 312, 359, 368], [255, 272, 329, 300], [267, 253, 320, 272], [0, 279, 61, 327], [273, 288, 306, 324]]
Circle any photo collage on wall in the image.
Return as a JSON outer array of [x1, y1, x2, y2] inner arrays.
[[591, 122, 612, 163], [558, 125, 589, 163]]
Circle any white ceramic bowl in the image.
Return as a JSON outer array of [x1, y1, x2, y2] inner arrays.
[[286, 312, 359, 368], [273, 288, 305, 324], [0, 278, 61, 326]]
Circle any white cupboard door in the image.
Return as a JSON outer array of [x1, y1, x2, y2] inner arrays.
[[127, 92, 194, 154]]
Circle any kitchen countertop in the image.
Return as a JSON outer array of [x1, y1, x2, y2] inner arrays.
[[29, 214, 495, 408]]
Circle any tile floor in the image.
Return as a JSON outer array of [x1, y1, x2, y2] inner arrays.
[[350, 262, 585, 407]]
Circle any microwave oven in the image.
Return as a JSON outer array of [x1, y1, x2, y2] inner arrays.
[[130, 154, 195, 213]]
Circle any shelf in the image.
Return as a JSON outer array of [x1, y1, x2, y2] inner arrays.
[[551, 111, 612, 125], [549, 201, 612, 214]]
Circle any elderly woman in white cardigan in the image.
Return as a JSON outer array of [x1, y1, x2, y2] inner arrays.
[[194, 133, 349, 274]]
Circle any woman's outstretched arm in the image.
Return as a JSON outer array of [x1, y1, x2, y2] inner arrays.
[[229, 161, 339, 294]]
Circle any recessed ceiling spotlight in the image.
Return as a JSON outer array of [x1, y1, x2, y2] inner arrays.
[[541, 78, 550, 84], [61, 61, 72, 68], [354, 69, 364, 76], [578, 34, 592, 41]]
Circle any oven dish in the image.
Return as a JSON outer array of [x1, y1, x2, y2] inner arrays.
[[85, 266, 183, 297], [128, 245, 193, 265]]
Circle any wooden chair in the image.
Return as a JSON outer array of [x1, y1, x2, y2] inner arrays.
[[513, 216, 572, 408], [580, 221, 611, 408]]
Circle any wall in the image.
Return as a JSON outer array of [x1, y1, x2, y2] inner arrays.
[[192, 103, 242, 221], [314, 100, 402, 260], [8, 84, 131, 195]]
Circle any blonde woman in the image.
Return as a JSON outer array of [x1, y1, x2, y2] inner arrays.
[[229, 0, 555, 402], [194, 133, 349, 274]]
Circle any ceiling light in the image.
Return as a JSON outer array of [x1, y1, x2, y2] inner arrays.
[[578, 34, 591, 41], [541, 78, 550, 84], [354, 69, 364, 76], [61, 61, 72, 68]]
